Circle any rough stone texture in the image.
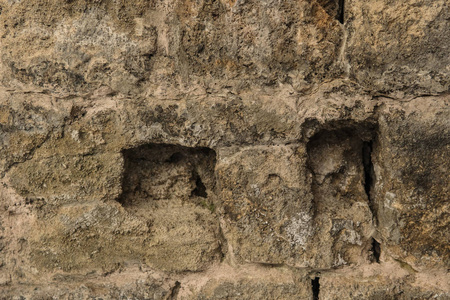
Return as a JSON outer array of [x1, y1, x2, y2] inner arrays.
[[346, 0, 450, 95], [0, 0, 449, 299], [216, 144, 313, 266], [373, 101, 450, 269]]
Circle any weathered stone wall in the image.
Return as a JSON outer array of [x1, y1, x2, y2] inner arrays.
[[0, 0, 448, 299]]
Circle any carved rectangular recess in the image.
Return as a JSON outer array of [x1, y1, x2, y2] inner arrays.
[[306, 122, 378, 266], [117, 144, 222, 272], [119, 143, 217, 212]]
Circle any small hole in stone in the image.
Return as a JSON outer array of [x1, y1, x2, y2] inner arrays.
[[312, 277, 320, 300], [371, 238, 381, 263], [191, 172, 208, 198]]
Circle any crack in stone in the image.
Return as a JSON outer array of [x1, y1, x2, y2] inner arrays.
[[312, 276, 320, 300]]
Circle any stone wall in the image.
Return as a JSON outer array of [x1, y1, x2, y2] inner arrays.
[[0, 0, 448, 299]]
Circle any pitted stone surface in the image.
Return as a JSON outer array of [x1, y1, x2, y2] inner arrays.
[[0, 0, 448, 298]]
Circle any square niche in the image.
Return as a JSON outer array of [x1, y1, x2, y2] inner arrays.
[[118, 143, 220, 272], [120, 143, 217, 212]]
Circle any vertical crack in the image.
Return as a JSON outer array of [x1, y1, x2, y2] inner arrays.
[[338, 0, 345, 24], [167, 281, 181, 300], [362, 141, 377, 225], [312, 277, 320, 300], [363, 141, 382, 264], [362, 141, 373, 199]]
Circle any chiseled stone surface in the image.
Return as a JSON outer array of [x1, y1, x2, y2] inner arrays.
[[0, 0, 448, 298]]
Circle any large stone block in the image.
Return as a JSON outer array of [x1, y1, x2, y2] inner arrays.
[[8, 153, 123, 204], [347, 0, 450, 94], [0, 0, 343, 95], [191, 266, 311, 300], [372, 99, 450, 269], [216, 144, 314, 265]]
